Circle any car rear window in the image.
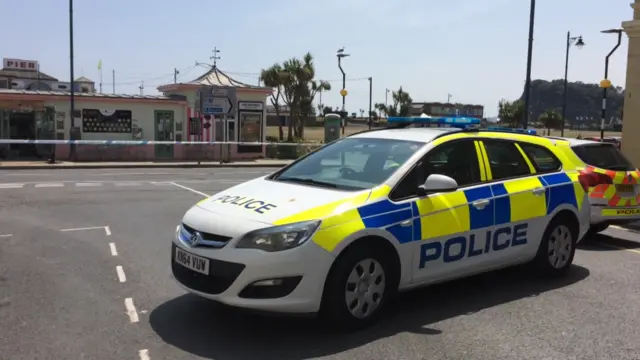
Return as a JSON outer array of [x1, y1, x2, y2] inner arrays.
[[571, 144, 635, 171]]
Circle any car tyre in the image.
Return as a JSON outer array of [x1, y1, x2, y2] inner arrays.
[[320, 244, 395, 332], [532, 215, 577, 277]]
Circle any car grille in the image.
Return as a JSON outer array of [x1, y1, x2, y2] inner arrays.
[[180, 223, 232, 249], [171, 243, 245, 295]]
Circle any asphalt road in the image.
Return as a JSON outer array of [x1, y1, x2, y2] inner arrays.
[[1, 168, 640, 360]]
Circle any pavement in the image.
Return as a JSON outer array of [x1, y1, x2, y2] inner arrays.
[[0, 159, 292, 170], [2, 168, 640, 360]]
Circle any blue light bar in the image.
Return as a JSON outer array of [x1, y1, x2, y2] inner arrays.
[[387, 116, 481, 129], [487, 126, 537, 135]]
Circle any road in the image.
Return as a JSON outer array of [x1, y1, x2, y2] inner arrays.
[[1, 168, 640, 360]]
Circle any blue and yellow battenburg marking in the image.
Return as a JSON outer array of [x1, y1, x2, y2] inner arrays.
[[280, 172, 582, 253]]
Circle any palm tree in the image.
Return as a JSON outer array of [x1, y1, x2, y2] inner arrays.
[[260, 64, 285, 140], [375, 87, 413, 117]]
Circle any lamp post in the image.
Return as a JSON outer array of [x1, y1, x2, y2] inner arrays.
[[337, 48, 350, 135], [561, 32, 585, 136], [522, 0, 536, 129], [600, 28, 623, 140]]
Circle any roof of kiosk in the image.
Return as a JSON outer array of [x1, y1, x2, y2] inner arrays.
[[187, 66, 263, 89]]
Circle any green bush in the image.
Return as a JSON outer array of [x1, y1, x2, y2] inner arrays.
[[265, 139, 321, 160]]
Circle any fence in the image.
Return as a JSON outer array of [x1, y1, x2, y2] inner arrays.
[[0, 139, 324, 162]]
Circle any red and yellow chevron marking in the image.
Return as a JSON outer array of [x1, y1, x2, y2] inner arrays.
[[582, 165, 640, 207]]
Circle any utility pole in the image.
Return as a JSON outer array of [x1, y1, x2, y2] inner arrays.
[[112, 69, 115, 94], [211, 47, 220, 68], [447, 93, 452, 103], [174, 68, 179, 83], [139, 81, 144, 96], [368, 77, 373, 129], [68, 0, 76, 161], [522, 0, 536, 129]]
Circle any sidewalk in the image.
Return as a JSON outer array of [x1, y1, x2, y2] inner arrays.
[[0, 159, 292, 170]]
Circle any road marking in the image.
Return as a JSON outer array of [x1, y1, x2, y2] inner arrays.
[[169, 182, 210, 197], [124, 298, 139, 323], [60, 225, 111, 236], [114, 182, 142, 186], [138, 349, 150, 360], [76, 182, 103, 187], [0, 183, 24, 189], [116, 266, 127, 282], [595, 241, 640, 254], [109, 242, 118, 256], [0, 234, 12, 238], [34, 183, 64, 188], [88, 171, 206, 176]]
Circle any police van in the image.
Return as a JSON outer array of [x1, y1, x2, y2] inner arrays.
[[171, 117, 591, 330]]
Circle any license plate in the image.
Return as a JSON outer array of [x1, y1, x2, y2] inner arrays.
[[616, 184, 634, 193], [175, 247, 210, 275]]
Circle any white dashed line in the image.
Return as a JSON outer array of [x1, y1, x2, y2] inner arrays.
[[60, 226, 111, 236], [0, 183, 24, 189], [109, 243, 118, 256], [124, 298, 139, 323], [169, 182, 210, 197], [104, 226, 111, 236], [0, 234, 12, 238], [34, 183, 64, 188], [138, 349, 150, 360], [75, 182, 103, 187], [114, 182, 143, 186], [116, 266, 127, 283]]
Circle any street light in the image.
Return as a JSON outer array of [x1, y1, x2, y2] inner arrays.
[[522, 0, 536, 129], [337, 47, 350, 135], [600, 28, 623, 140], [560, 32, 585, 136]]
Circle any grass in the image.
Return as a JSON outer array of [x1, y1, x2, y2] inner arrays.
[[266, 126, 621, 143]]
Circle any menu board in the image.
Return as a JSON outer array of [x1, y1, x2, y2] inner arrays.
[[82, 109, 132, 133]]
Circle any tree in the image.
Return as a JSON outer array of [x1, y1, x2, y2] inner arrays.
[[323, 105, 333, 115], [497, 99, 524, 128], [359, 109, 365, 118], [260, 64, 286, 140], [279, 53, 331, 141], [538, 109, 562, 135], [374, 87, 412, 117]]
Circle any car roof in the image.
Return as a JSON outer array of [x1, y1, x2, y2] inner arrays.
[[544, 136, 605, 147], [348, 127, 459, 143]]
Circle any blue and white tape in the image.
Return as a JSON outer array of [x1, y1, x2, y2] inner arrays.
[[0, 139, 322, 147]]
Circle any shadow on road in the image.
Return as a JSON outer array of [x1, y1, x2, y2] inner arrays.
[[150, 265, 589, 360], [579, 232, 640, 252]]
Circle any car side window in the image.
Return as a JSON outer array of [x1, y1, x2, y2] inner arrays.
[[482, 140, 532, 181], [517, 142, 562, 173], [390, 140, 480, 200]]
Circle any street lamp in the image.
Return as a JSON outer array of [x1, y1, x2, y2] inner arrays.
[[337, 48, 350, 135], [522, 0, 536, 129], [560, 32, 585, 136], [600, 28, 623, 140]]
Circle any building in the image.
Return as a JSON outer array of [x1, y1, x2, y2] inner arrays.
[[621, 1, 640, 166], [410, 102, 484, 118], [0, 57, 272, 161]]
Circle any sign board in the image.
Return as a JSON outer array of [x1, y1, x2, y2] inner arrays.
[[238, 102, 264, 111], [3, 58, 38, 71], [199, 86, 236, 116]]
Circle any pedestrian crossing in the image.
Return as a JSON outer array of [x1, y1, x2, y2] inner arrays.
[[0, 179, 243, 190]]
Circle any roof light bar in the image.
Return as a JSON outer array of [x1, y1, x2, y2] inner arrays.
[[486, 126, 537, 135], [387, 116, 481, 129]]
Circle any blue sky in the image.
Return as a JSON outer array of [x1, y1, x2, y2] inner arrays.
[[0, 0, 633, 116]]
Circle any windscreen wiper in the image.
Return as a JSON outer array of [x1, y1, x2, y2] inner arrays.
[[278, 177, 338, 188]]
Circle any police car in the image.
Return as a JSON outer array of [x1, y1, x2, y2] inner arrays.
[[171, 117, 591, 330], [545, 136, 639, 234]]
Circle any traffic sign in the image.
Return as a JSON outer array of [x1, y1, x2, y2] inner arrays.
[[199, 86, 237, 116]]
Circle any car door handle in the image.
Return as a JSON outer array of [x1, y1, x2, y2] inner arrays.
[[400, 220, 412, 227], [472, 199, 490, 210], [532, 187, 545, 196]]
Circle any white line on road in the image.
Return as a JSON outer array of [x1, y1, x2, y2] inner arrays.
[[116, 266, 127, 282], [75, 182, 103, 187], [60, 225, 111, 236], [138, 349, 150, 360], [124, 298, 139, 323], [87, 171, 206, 176], [0, 234, 12, 238], [109, 242, 118, 256], [0, 184, 24, 189], [595, 241, 640, 255], [34, 183, 64, 188], [114, 182, 142, 186], [169, 182, 210, 197]]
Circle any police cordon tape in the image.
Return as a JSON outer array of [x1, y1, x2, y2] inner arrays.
[[0, 139, 322, 147]]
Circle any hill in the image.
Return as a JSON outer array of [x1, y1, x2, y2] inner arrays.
[[517, 79, 624, 124]]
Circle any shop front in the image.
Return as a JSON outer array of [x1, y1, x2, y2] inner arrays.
[[0, 98, 55, 160]]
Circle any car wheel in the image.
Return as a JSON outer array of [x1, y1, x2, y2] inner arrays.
[[533, 215, 577, 277], [320, 244, 394, 331]]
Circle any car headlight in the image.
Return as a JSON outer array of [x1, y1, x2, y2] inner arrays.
[[235, 220, 321, 252]]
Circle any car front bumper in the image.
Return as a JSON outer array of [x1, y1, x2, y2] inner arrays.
[[170, 236, 336, 314]]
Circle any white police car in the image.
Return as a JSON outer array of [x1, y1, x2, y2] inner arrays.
[[172, 117, 591, 330]]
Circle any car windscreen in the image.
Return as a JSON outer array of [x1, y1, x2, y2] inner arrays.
[[271, 137, 424, 191], [571, 143, 635, 171]]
